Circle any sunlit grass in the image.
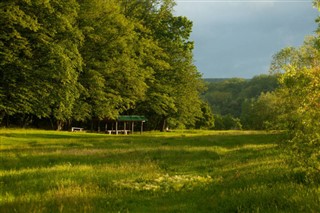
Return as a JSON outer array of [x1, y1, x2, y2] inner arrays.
[[0, 129, 319, 212], [113, 174, 215, 192]]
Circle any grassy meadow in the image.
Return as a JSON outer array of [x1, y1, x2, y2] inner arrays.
[[0, 129, 319, 212]]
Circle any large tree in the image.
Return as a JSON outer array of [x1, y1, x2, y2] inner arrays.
[[0, 0, 83, 129], [76, 0, 173, 131], [0, 1, 40, 124], [271, 1, 320, 182], [1, 0, 207, 131], [119, 0, 206, 130]]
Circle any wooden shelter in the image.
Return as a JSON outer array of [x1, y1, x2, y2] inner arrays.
[[105, 115, 147, 134]]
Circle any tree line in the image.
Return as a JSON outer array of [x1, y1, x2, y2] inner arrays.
[[0, 0, 209, 131], [204, 34, 319, 135], [203, 75, 279, 130]]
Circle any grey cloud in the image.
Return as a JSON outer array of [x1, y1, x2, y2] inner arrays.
[[175, 2, 319, 78]]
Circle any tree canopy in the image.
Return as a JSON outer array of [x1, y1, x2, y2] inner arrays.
[[270, 2, 320, 182], [0, 0, 208, 130], [202, 75, 279, 130]]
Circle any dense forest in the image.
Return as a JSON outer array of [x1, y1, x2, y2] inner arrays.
[[0, 0, 209, 131], [203, 75, 279, 130]]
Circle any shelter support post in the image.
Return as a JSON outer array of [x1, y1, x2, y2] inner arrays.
[[131, 122, 134, 134], [140, 121, 144, 134], [116, 121, 118, 135]]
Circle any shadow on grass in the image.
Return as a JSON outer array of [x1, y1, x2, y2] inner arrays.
[[1, 133, 281, 171], [0, 132, 108, 139]]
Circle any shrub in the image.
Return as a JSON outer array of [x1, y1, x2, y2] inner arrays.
[[277, 66, 320, 183]]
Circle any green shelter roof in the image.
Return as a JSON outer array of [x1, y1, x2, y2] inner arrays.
[[118, 115, 148, 122]]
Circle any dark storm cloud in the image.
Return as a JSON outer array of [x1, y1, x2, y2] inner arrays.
[[175, 1, 319, 78]]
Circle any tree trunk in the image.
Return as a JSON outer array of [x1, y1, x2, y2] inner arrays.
[[160, 116, 167, 132], [57, 120, 64, 131], [0, 111, 5, 126], [21, 114, 33, 128], [91, 119, 94, 132], [5, 114, 9, 128], [66, 119, 72, 131], [50, 118, 54, 130]]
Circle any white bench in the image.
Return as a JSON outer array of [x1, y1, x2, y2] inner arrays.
[[106, 130, 130, 135], [71, 127, 84, 132]]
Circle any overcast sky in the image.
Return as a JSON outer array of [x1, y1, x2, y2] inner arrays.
[[174, 0, 319, 78]]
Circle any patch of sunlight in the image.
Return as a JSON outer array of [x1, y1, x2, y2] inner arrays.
[[222, 159, 285, 173], [228, 144, 277, 152], [113, 174, 219, 192], [142, 130, 277, 137], [24, 146, 222, 157], [180, 146, 228, 154], [0, 163, 94, 177], [46, 183, 100, 199], [0, 191, 45, 204], [1, 147, 146, 157], [98, 161, 161, 176], [1, 184, 101, 204], [38, 148, 109, 156], [0, 192, 16, 203], [170, 144, 277, 155]]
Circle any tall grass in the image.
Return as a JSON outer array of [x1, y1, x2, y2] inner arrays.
[[0, 129, 319, 212]]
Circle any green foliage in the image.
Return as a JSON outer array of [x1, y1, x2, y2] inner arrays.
[[126, 0, 206, 131], [0, 0, 206, 130], [242, 74, 279, 98], [270, 36, 320, 74], [78, 0, 149, 120], [194, 102, 215, 129], [203, 75, 279, 130], [213, 114, 242, 130], [0, 0, 83, 129], [271, 11, 320, 181], [204, 75, 278, 117], [205, 78, 246, 117], [0, 1, 40, 117], [276, 66, 320, 182], [241, 92, 280, 130]]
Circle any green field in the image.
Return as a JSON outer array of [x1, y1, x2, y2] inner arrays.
[[0, 129, 319, 212]]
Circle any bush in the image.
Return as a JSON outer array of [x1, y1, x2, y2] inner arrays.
[[213, 114, 242, 130], [277, 66, 320, 183]]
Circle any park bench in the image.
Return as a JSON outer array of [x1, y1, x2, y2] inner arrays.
[[106, 130, 130, 135], [71, 127, 84, 132]]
